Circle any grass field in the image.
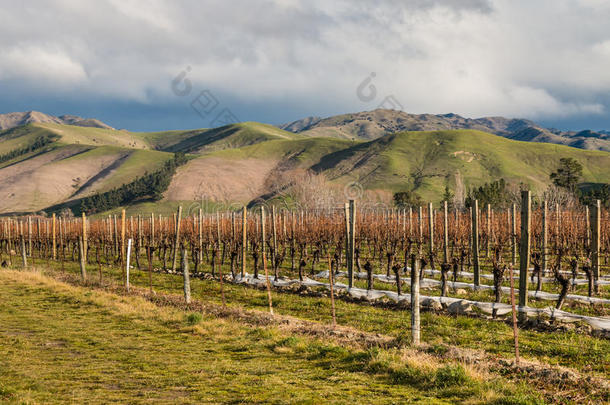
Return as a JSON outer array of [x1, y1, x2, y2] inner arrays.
[[0, 269, 549, 404], [2, 249, 609, 404]]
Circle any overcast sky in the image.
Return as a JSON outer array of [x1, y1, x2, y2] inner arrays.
[[1, 0, 610, 131]]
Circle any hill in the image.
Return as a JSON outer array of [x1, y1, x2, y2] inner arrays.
[[310, 129, 609, 202], [280, 109, 610, 152], [0, 111, 114, 130], [0, 118, 608, 215]]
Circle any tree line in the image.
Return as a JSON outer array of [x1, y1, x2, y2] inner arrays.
[[0, 134, 57, 164]]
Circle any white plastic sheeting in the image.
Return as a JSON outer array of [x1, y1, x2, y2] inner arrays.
[[234, 273, 610, 332], [313, 271, 610, 306]]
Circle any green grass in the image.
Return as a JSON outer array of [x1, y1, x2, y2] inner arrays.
[[139, 122, 305, 153], [0, 269, 546, 404], [24, 254, 610, 380], [312, 129, 610, 201]]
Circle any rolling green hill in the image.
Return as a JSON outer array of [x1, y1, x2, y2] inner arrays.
[[0, 120, 608, 215], [311, 129, 610, 201]]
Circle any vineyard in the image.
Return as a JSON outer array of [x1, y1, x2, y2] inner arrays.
[[2, 192, 608, 336]]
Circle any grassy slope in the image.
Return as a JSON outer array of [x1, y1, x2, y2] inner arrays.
[[0, 269, 544, 404], [1, 122, 609, 214], [64, 147, 174, 196], [140, 122, 305, 153], [34, 122, 151, 149], [313, 130, 610, 201]]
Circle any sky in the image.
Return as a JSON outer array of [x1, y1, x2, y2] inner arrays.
[[1, 0, 610, 132]]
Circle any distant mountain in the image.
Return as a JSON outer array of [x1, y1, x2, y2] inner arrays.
[[0, 111, 114, 131], [279, 109, 610, 152]]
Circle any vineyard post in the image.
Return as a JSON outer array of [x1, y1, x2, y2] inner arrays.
[[171, 206, 182, 272], [555, 203, 560, 236], [82, 212, 87, 263], [410, 254, 420, 346], [509, 264, 520, 365], [349, 199, 356, 289], [428, 202, 434, 257], [78, 236, 86, 281], [198, 209, 203, 264], [471, 200, 480, 287], [542, 201, 548, 275], [443, 201, 449, 264], [408, 206, 413, 237], [36, 218, 41, 259], [181, 246, 190, 304], [591, 199, 601, 294], [147, 245, 153, 294], [120, 210, 126, 268], [52, 213, 56, 260], [216, 211, 226, 306], [585, 206, 591, 250], [261, 206, 274, 314], [19, 221, 27, 269], [511, 204, 517, 267], [344, 202, 352, 287], [27, 216, 31, 257], [113, 215, 118, 256], [518, 190, 531, 320], [7, 219, 12, 266], [126, 238, 132, 292], [418, 206, 423, 255], [137, 215, 142, 250], [402, 208, 406, 239], [242, 207, 247, 277], [272, 206, 278, 277], [486, 203, 491, 258]]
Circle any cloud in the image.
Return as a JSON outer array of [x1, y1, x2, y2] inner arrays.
[[0, 0, 608, 127]]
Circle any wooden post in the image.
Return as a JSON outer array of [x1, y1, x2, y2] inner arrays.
[[428, 202, 434, 258], [486, 203, 491, 258], [82, 212, 87, 263], [171, 206, 182, 272], [150, 212, 155, 246], [51, 213, 56, 260], [120, 210, 126, 266], [408, 206, 413, 237], [542, 201, 548, 274], [137, 214, 142, 249], [443, 201, 449, 264], [591, 200, 601, 294], [518, 190, 531, 319], [126, 238, 132, 292], [555, 203, 560, 237], [344, 202, 352, 287], [418, 206, 423, 255], [271, 205, 278, 279], [410, 255, 420, 346], [511, 204, 517, 267], [20, 221, 27, 269], [471, 200, 480, 287], [78, 236, 87, 281], [216, 211, 226, 306], [349, 199, 356, 288], [7, 219, 12, 266], [181, 246, 191, 304], [242, 207, 247, 277], [27, 216, 32, 257], [509, 264, 520, 365]]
